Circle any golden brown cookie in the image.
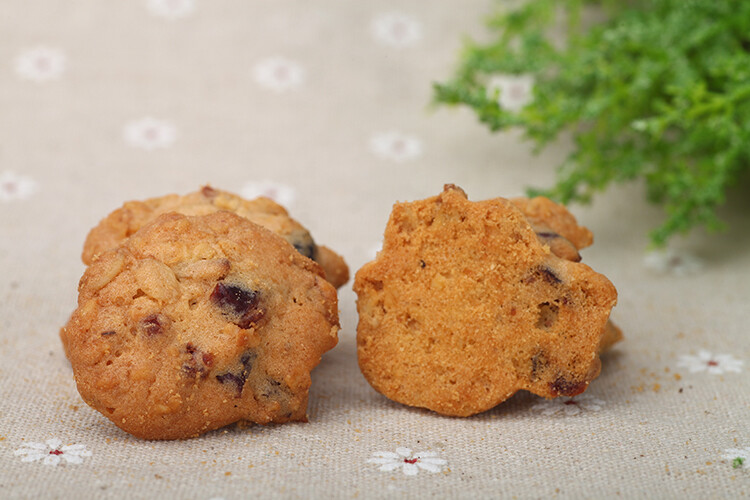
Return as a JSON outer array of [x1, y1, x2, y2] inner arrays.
[[354, 185, 618, 417], [62, 211, 339, 439], [82, 186, 349, 288]]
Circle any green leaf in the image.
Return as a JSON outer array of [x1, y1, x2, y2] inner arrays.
[[434, 0, 750, 246]]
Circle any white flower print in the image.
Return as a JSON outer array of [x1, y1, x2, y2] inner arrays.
[[370, 132, 422, 163], [643, 248, 703, 276], [0, 170, 37, 202], [371, 13, 422, 48], [14, 438, 91, 466], [367, 447, 447, 476], [253, 57, 305, 92], [240, 180, 296, 207], [123, 117, 177, 150], [677, 350, 743, 375], [487, 74, 534, 112], [723, 447, 750, 469], [146, 0, 195, 20], [14, 46, 66, 82], [531, 394, 604, 416]]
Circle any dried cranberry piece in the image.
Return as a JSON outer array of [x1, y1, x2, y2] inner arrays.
[[286, 230, 318, 261], [182, 343, 215, 378], [211, 283, 258, 315], [292, 241, 316, 260], [139, 314, 167, 336], [215, 349, 257, 397], [201, 185, 218, 198], [216, 372, 246, 396], [523, 266, 562, 285], [549, 376, 586, 396], [240, 351, 257, 370], [536, 231, 559, 239], [210, 282, 265, 328], [182, 364, 201, 378]]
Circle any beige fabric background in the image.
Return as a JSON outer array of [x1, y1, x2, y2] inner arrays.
[[1, 0, 749, 498]]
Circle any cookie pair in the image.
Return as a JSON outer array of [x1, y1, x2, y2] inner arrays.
[[61, 188, 344, 440], [62, 184, 620, 439]]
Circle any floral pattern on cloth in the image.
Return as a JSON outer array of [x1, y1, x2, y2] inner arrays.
[[531, 394, 604, 416], [253, 57, 305, 92], [643, 248, 704, 276], [0, 170, 37, 202], [367, 447, 447, 476], [369, 131, 422, 162], [146, 0, 195, 20], [14, 438, 92, 466], [371, 13, 422, 47], [486, 74, 534, 112], [240, 180, 296, 207], [14, 47, 66, 82], [123, 117, 177, 150], [723, 447, 750, 469], [677, 350, 743, 375]]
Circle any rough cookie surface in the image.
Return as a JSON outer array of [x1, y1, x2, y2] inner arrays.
[[512, 197, 623, 350], [354, 185, 618, 417], [62, 211, 339, 439], [81, 186, 349, 288]]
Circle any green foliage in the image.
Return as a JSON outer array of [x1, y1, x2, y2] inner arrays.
[[434, 0, 750, 246], [734, 457, 746, 469]]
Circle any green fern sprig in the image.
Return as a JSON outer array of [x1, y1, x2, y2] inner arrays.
[[434, 0, 750, 246]]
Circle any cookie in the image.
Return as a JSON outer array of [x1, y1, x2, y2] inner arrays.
[[61, 211, 339, 439], [354, 185, 618, 417], [81, 186, 349, 288]]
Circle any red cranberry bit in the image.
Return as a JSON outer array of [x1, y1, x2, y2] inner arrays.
[[240, 351, 257, 370], [707, 360, 719, 367], [140, 314, 165, 336], [536, 231, 560, 240], [564, 400, 578, 406], [215, 350, 257, 397], [550, 376, 586, 397], [210, 283, 264, 328], [523, 266, 562, 285], [182, 364, 199, 378], [182, 343, 215, 378], [404, 458, 418, 464], [49, 449, 63, 455], [216, 372, 246, 398], [292, 240, 317, 260], [538, 267, 562, 285], [201, 185, 218, 198]]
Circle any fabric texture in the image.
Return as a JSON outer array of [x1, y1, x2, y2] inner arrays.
[[1, 0, 748, 498]]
